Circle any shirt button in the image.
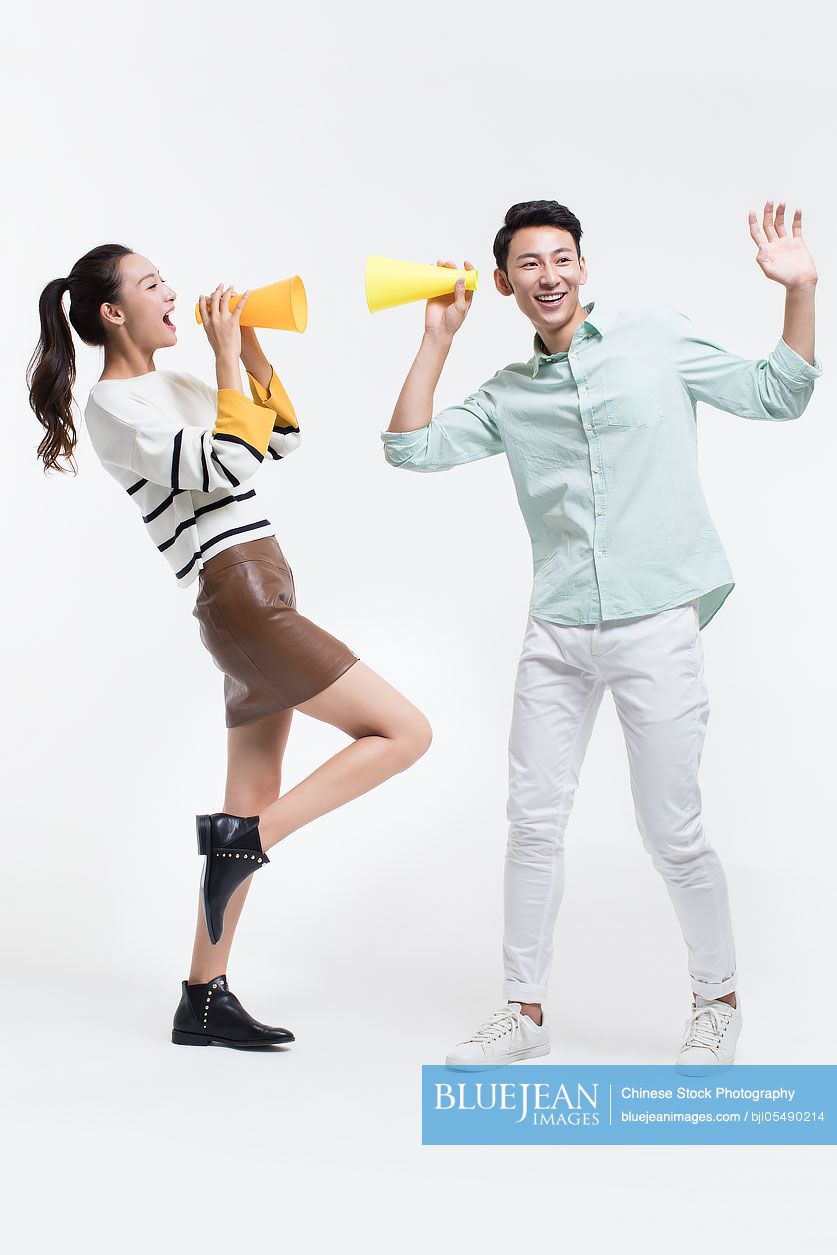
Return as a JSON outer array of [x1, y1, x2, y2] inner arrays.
[[593, 465, 601, 473], [596, 550, 605, 558], [585, 423, 593, 430], [596, 508, 603, 516]]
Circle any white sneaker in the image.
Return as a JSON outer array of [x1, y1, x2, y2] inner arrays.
[[445, 1003, 550, 1068], [676, 994, 742, 1075]]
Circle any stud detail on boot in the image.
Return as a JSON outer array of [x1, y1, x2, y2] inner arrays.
[[196, 813, 270, 945], [171, 975, 294, 1049]]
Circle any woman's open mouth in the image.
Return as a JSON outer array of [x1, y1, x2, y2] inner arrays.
[[163, 309, 177, 330]]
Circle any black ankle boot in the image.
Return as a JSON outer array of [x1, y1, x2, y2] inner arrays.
[[170, 968, 294, 1049], [171, 974, 294, 1048], [197, 812, 270, 945]]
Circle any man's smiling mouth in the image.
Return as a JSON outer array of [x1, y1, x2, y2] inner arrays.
[[534, 292, 567, 305]]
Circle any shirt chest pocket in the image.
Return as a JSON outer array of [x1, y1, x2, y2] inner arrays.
[[600, 361, 665, 428]]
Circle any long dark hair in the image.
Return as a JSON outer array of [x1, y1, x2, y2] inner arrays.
[[27, 243, 133, 474]]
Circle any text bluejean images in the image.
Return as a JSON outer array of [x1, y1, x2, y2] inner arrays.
[[421, 1066, 837, 1145]]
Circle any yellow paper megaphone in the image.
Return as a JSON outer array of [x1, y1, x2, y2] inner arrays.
[[365, 256, 478, 313], [194, 276, 308, 333]]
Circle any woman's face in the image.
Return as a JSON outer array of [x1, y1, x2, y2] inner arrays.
[[101, 252, 178, 350]]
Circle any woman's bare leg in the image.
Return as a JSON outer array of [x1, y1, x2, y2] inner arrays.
[[188, 707, 293, 982], [187, 660, 431, 979], [257, 660, 432, 850]]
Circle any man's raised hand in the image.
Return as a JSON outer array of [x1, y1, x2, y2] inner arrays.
[[748, 200, 818, 290], [424, 259, 475, 341]]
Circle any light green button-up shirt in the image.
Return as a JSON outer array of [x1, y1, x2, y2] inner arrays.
[[380, 302, 822, 629]]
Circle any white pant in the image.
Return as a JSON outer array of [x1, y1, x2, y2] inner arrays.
[[503, 600, 737, 1004]]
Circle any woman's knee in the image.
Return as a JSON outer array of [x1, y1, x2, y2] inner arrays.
[[390, 708, 433, 770]]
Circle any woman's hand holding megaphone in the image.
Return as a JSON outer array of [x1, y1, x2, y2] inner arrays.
[[198, 284, 250, 390], [424, 260, 476, 341], [199, 287, 252, 389]]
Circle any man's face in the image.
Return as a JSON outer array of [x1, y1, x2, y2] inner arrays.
[[494, 226, 587, 338]]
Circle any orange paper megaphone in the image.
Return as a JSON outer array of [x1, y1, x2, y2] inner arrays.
[[365, 256, 478, 313], [194, 276, 308, 333]]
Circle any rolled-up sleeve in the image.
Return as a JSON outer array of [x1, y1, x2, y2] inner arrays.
[[248, 367, 301, 460], [668, 310, 822, 421], [380, 382, 504, 471]]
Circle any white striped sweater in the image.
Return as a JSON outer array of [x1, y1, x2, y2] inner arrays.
[[84, 366, 300, 587]]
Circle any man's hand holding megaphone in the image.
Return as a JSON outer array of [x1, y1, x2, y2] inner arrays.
[[424, 259, 477, 343], [384, 259, 478, 438]]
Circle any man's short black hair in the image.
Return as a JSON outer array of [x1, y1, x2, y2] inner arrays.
[[493, 201, 583, 274]]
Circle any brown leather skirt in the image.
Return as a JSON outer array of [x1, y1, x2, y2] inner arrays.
[[193, 535, 360, 728]]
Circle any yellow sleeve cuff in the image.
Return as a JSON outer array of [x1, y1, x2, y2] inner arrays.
[[213, 389, 275, 455], [248, 367, 299, 431]]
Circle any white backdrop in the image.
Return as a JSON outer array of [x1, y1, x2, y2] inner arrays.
[[4, 0, 835, 1248]]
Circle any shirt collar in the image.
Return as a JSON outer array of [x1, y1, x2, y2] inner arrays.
[[530, 300, 615, 377]]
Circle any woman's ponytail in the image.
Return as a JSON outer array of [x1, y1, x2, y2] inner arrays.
[[28, 277, 77, 473], [27, 243, 133, 474]]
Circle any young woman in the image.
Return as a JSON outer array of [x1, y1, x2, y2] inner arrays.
[[28, 244, 432, 1050]]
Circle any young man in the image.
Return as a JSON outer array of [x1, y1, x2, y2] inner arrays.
[[380, 200, 820, 1071]]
